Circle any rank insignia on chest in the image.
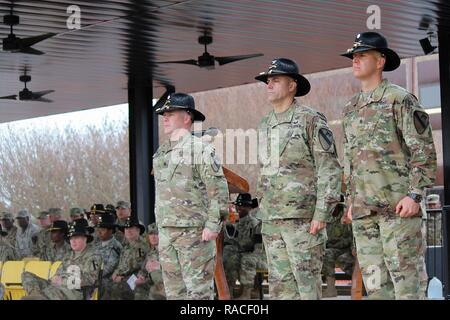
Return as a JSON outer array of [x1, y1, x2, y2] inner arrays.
[[92, 261, 98, 270], [413, 110, 429, 134], [318, 128, 334, 151], [138, 248, 143, 257]]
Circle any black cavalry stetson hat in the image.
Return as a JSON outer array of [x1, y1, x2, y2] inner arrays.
[[341, 32, 400, 72], [255, 58, 311, 97], [154, 93, 205, 122], [95, 213, 117, 231], [118, 216, 146, 235], [47, 220, 68, 233], [232, 193, 258, 209], [66, 221, 94, 243]]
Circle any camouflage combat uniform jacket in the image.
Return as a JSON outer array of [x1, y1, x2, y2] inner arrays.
[[153, 133, 229, 232], [342, 79, 437, 219], [256, 100, 342, 222], [113, 236, 148, 277], [95, 237, 123, 278], [40, 241, 72, 262]]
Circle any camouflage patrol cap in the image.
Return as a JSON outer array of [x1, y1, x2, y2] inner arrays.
[[115, 201, 131, 209], [147, 223, 158, 235], [37, 211, 50, 219], [48, 208, 63, 216], [0, 212, 14, 221], [69, 207, 84, 217], [16, 209, 30, 219], [426, 194, 440, 205]]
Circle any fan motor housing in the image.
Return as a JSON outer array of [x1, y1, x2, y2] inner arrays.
[[19, 88, 32, 100], [2, 33, 20, 51], [198, 53, 215, 68], [3, 14, 19, 26]]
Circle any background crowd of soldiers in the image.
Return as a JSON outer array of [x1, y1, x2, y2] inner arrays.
[[0, 201, 165, 300]]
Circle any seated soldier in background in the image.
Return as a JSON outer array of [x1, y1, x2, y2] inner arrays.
[[22, 219, 102, 300], [426, 194, 442, 246], [103, 217, 148, 300], [32, 211, 51, 258], [15, 209, 40, 259], [93, 213, 122, 299], [0, 224, 16, 261], [114, 201, 132, 244], [135, 223, 166, 300], [40, 220, 71, 262], [223, 193, 267, 299], [322, 196, 355, 298], [88, 204, 108, 245], [0, 212, 17, 249], [69, 207, 85, 222]]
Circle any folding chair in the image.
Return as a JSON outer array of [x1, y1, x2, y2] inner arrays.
[[24, 261, 52, 280], [1, 261, 26, 300]]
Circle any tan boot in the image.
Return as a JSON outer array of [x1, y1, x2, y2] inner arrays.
[[323, 276, 337, 298]]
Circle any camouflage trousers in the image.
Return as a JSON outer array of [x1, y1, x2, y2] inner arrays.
[[22, 271, 84, 300], [352, 213, 424, 300], [262, 219, 326, 300], [101, 278, 134, 300], [322, 248, 355, 277], [159, 226, 216, 300], [223, 245, 268, 294]]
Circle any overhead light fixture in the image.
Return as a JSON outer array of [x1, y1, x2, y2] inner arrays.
[[420, 32, 437, 55]]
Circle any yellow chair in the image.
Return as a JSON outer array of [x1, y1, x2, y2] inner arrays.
[[49, 261, 62, 278], [1, 261, 26, 300], [24, 261, 52, 280]]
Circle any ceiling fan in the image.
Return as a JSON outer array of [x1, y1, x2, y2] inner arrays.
[[0, 70, 54, 102], [159, 30, 263, 69], [1, 1, 56, 55]]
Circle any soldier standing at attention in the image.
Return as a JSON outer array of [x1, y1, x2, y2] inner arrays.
[[255, 58, 342, 300], [32, 211, 51, 257], [341, 32, 437, 299], [153, 93, 230, 300]]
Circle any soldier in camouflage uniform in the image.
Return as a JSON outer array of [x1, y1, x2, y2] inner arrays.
[[93, 213, 122, 299], [69, 207, 85, 222], [114, 201, 131, 244], [341, 32, 437, 300], [104, 217, 148, 300], [322, 197, 355, 297], [223, 193, 267, 299], [40, 220, 71, 262], [32, 211, 51, 258], [255, 58, 342, 300], [22, 221, 102, 300], [153, 93, 229, 300], [0, 224, 16, 261], [135, 223, 166, 300], [15, 209, 41, 259], [48, 208, 64, 222], [0, 212, 17, 249], [426, 194, 442, 246]]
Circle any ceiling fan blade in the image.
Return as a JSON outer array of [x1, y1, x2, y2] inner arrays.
[[0, 95, 17, 100], [32, 90, 55, 98], [19, 47, 45, 55], [158, 59, 199, 66], [153, 85, 176, 110], [215, 53, 264, 66], [20, 33, 56, 47], [34, 97, 53, 103]]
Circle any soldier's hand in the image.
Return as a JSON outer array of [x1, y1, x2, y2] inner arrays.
[[202, 228, 219, 241], [342, 205, 353, 224], [146, 260, 161, 273], [51, 275, 62, 287], [396, 196, 420, 218], [135, 275, 146, 286], [309, 220, 326, 235]]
